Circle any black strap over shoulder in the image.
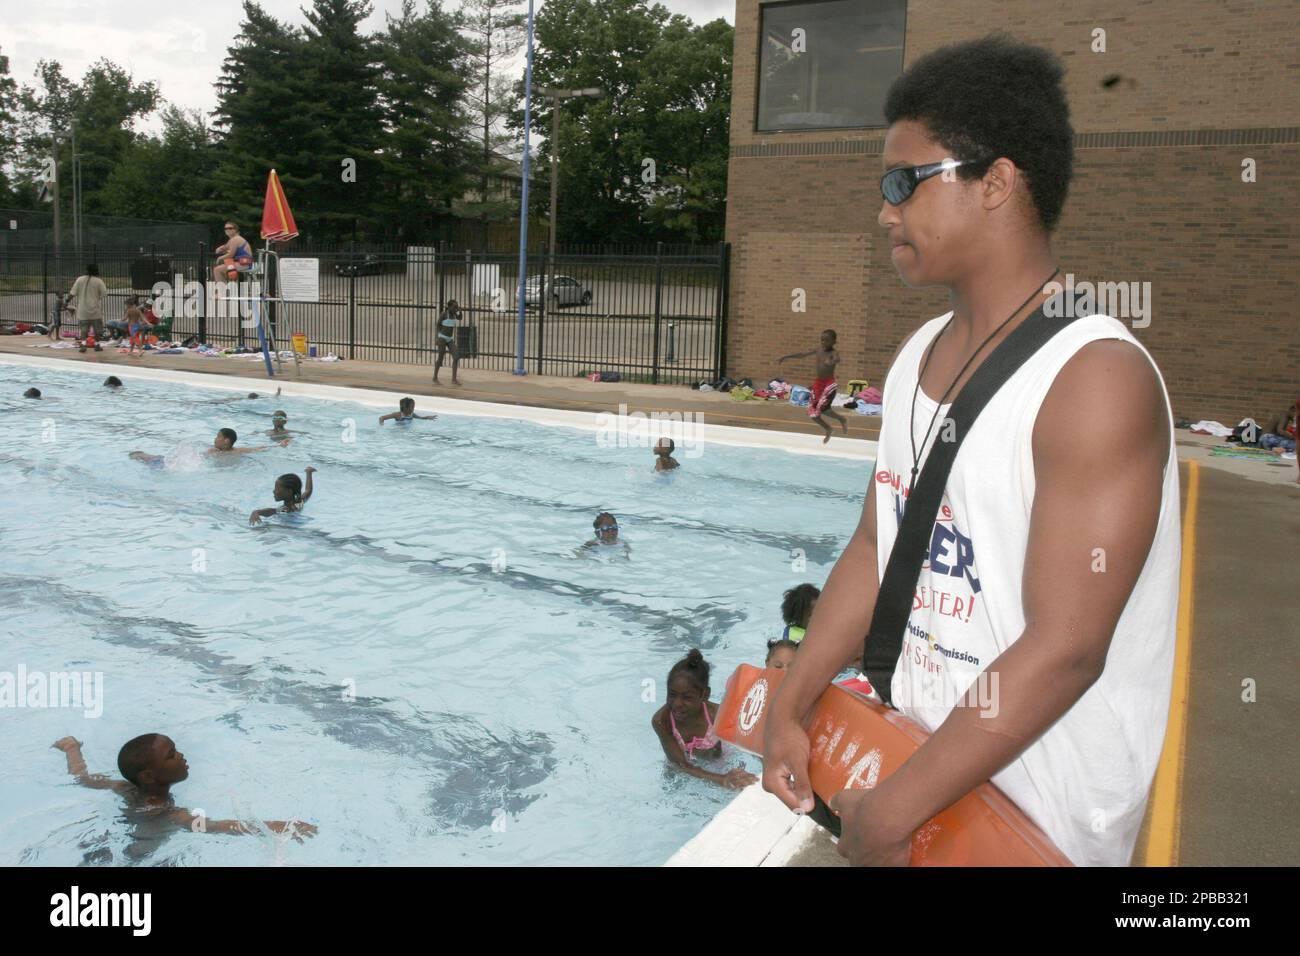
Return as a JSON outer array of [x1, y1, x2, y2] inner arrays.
[[862, 297, 1083, 706]]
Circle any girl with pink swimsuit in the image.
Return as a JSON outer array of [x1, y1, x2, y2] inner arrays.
[[651, 649, 758, 790]]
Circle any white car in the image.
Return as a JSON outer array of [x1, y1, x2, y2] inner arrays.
[[524, 275, 592, 307]]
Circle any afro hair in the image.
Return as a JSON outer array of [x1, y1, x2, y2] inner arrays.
[[883, 33, 1075, 232]]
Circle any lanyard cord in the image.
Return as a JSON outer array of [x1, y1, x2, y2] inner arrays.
[[907, 268, 1061, 497]]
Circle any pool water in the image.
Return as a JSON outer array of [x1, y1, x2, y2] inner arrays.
[[0, 360, 867, 866]]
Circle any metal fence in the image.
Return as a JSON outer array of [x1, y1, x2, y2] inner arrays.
[[0, 209, 208, 257], [0, 241, 730, 384]]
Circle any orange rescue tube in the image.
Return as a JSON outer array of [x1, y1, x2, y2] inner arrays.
[[714, 664, 1073, 866]]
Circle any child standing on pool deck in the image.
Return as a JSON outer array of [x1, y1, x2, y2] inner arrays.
[[651, 649, 758, 789], [778, 329, 849, 443], [52, 735, 317, 839], [250, 467, 316, 525]]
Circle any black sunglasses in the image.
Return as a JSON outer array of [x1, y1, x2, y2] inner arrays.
[[880, 158, 986, 205]]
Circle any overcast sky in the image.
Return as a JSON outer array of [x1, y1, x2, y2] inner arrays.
[[4, 0, 736, 133]]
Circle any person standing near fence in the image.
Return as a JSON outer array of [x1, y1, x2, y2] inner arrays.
[[68, 264, 107, 352], [433, 300, 462, 386]]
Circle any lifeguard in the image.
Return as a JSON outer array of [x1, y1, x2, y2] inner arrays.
[[212, 220, 254, 282]]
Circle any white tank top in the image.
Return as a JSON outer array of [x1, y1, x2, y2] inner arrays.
[[873, 311, 1180, 866]]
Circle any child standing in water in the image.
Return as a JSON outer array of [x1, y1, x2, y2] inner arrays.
[[653, 437, 679, 472], [379, 397, 436, 425], [651, 649, 758, 789], [266, 410, 306, 439], [766, 639, 799, 670], [778, 329, 849, 443], [52, 735, 316, 839], [250, 467, 316, 525], [579, 512, 630, 558], [780, 583, 821, 643]]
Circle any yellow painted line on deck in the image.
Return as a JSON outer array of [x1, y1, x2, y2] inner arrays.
[[1144, 458, 1199, 866]]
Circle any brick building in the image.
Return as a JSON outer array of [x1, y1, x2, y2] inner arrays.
[[723, 0, 1299, 421]]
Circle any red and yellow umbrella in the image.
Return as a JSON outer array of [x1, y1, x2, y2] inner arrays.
[[260, 169, 299, 242]]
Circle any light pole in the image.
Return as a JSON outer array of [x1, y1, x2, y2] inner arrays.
[[513, 0, 537, 376], [538, 87, 602, 260]]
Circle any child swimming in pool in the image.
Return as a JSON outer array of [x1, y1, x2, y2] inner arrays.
[[202, 386, 282, 405], [266, 410, 305, 439], [379, 397, 436, 425], [52, 735, 317, 840], [129, 428, 290, 466], [781, 583, 820, 643], [579, 512, 631, 558], [651, 649, 758, 790], [766, 639, 799, 670], [653, 437, 679, 472], [250, 467, 316, 525]]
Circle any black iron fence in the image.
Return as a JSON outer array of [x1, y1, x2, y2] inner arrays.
[[0, 241, 729, 384]]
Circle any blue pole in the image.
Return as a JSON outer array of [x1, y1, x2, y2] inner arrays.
[[254, 295, 275, 378], [513, 0, 535, 376]]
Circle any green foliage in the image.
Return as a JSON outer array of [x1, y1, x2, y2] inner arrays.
[[525, 0, 732, 244], [0, 0, 732, 246], [376, 0, 476, 240]]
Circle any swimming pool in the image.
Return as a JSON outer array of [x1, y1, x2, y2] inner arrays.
[[0, 358, 870, 866]]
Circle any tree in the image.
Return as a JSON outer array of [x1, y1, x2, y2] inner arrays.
[[457, 0, 526, 228], [635, 17, 731, 242], [0, 46, 32, 206], [300, 0, 385, 239], [209, 2, 324, 236], [98, 107, 218, 222], [14, 59, 159, 218], [523, 0, 731, 244], [376, 0, 475, 241]]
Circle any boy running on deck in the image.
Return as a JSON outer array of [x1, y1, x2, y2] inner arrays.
[[778, 329, 848, 443]]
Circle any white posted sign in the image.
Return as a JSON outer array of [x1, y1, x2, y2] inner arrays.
[[279, 259, 320, 302]]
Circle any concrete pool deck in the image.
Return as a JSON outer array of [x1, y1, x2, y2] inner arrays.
[[3, 336, 1296, 867]]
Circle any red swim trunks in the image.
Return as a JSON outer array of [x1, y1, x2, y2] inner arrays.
[[809, 377, 838, 418]]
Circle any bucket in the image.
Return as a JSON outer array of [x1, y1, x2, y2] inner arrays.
[[789, 385, 811, 407], [291, 332, 308, 354]]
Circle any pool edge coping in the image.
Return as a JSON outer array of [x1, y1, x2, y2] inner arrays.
[[2, 353, 877, 461]]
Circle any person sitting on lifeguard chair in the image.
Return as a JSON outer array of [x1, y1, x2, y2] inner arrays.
[[212, 220, 255, 282]]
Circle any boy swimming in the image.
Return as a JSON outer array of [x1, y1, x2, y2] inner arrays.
[[53, 735, 316, 840], [579, 512, 631, 558], [266, 410, 305, 439], [250, 467, 316, 525], [653, 437, 679, 472], [650, 650, 758, 789], [778, 329, 849, 443], [129, 428, 290, 465], [202, 386, 282, 405], [379, 397, 436, 425]]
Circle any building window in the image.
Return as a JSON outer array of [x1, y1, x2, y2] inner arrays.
[[757, 0, 906, 132]]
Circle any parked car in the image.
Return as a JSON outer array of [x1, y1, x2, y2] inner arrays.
[[334, 254, 384, 277], [524, 274, 593, 307]]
